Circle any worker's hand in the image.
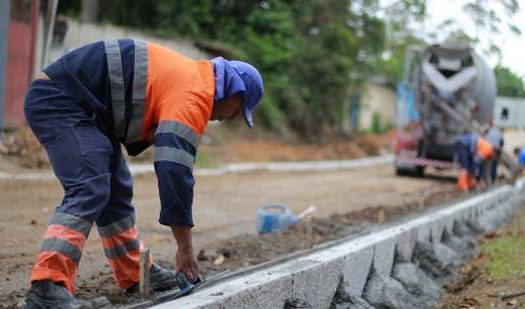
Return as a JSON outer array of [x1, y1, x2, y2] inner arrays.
[[171, 225, 200, 282], [176, 248, 199, 283]]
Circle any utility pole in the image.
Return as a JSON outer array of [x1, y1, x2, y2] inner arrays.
[[41, 0, 58, 69]]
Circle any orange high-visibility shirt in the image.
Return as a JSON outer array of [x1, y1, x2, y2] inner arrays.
[[476, 136, 494, 160], [143, 42, 215, 139]]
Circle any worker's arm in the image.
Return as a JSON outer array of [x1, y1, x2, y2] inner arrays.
[[153, 120, 201, 280], [151, 66, 214, 279]]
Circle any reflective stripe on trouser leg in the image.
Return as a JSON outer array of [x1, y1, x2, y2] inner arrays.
[[97, 215, 146, 289], [31, 212, 92, 293], [95, 148, 146, 289]]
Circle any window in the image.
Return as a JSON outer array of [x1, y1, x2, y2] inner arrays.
[[501, 107, 509, 121]]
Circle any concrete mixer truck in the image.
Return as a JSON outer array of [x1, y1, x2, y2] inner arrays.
[[394, 44, 518, 177]]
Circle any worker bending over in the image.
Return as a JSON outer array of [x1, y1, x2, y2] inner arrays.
[[455, 132, 499, 191], [24, 39, 264, 307]]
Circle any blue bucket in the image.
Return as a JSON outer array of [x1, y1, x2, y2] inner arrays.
[[256, 204, 298, 234]]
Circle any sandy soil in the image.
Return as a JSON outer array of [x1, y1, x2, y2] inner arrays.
[[0, 124, 396, 170], [0, 162, 458, 307]]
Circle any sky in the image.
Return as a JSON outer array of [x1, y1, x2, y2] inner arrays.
[[380, 0, 525, 80], [423, 0, 525, 79]]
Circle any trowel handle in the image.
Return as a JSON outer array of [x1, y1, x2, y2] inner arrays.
[[297, 206, 317, 220]]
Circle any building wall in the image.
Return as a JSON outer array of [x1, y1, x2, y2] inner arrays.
[[494, 96, 525, 129], [359, 84, 396, 131], [5, 20, 33, 127], [2, 0, 39, 128], [42, 18, 209, 70]]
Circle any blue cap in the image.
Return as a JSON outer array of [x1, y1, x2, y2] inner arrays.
[[228, 61, 264, 128], [211, 58, 264, 127]]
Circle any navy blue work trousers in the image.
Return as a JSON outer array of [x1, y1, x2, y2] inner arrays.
[[455, 135, 475, 174], [24, 79, 135, 226]]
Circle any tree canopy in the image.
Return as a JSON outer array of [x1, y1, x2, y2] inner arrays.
[[63, 0, 419, 138], [59, 0, 523, 138], [494, 66, 525, 97]]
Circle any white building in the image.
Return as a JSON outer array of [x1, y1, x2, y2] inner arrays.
[[494, 96, 525, 129]]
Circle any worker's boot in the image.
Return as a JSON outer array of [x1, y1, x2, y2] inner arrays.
[[457, 170, 470, 192], [25, 280, 87, 309], [467, 174, 477, 189], [126, 263, 179, 293]]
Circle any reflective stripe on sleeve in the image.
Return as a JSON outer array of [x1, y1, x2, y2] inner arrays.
[[154, 146, 195, 169], [156, 120, 200, 149], [126, 39, 149, 143]]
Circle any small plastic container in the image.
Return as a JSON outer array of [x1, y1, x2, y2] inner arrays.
[[255, 204, 298, 234]]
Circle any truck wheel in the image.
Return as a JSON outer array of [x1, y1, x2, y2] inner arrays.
[[395, 165, 424, 177], [414, 166, 425, 177]]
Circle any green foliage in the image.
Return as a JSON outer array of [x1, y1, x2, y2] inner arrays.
[[462, 0, 521, 59], [374, 34, 426, 87], [375, 0, 427, 87], [495, 66, 525, 97], [195, 152, 217, 168], [484, 234, 525, 279], [444, 29, 477, 45], [63, 0, 428, 138], [370, 112, 382, 134], [57, 1, 81, 18]]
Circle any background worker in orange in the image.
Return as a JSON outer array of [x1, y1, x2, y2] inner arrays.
[[23, 39, 264, 307], [454, 132, 499, 191]]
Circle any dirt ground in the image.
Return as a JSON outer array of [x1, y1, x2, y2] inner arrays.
[[0, 124, 396, 171], [0, 161, 460, 307], [441, 205, 525, 309]]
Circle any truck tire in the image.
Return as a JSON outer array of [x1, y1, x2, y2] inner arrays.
[[395, 165, 424, 177]]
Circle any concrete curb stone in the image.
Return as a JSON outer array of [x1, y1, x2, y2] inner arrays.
[[152, 181, 525, 309]]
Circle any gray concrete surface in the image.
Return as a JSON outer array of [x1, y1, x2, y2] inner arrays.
[[153, 180, 525, 309]]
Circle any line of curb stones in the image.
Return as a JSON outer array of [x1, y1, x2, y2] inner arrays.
[[153, 180, 525, 309]]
